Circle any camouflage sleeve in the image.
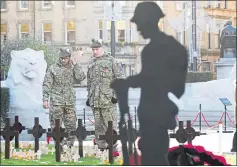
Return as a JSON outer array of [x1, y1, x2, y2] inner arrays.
[[112, 58, 121, 79], [73, 63, 86, 82], [42, 66, 54, 102], [86, 66, 91, 99]]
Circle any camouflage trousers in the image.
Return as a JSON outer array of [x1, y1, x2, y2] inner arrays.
[[49, 105, 77, 147], [92, 105, 117, 150]]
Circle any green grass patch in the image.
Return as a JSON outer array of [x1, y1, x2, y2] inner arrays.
[[0, 153, 120, 166], [0, 144, 121, 166]]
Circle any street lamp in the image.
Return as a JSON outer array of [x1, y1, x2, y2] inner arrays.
[[111, 1, 116, 57], [104, 1, 122, 57]]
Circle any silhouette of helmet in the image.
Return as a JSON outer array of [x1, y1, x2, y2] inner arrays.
[[131, 2, 165, 25]]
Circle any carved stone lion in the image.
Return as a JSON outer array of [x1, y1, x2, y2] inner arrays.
[[1, 48, 49, 140]]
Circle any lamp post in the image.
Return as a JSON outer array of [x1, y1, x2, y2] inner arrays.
[[104, 1, 122, 57], [192, 0, 197, 71], [111, 1, 116, 57]]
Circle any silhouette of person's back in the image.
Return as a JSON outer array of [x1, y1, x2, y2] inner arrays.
[[111, 2, 188, 165]]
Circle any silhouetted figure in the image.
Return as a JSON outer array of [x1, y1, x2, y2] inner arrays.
[[111, 2, 188, 165]]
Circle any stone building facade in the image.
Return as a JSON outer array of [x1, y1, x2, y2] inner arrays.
[[1, 1, 236, 75]]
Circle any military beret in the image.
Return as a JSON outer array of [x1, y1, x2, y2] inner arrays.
[[89, 38, 103, 48], [58, 48, 71, 57]]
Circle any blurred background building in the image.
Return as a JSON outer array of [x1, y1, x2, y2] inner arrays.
[[1, 1, 236, 77]]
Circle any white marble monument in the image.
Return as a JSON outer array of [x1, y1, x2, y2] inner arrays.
[[1, 48, 49, 140]]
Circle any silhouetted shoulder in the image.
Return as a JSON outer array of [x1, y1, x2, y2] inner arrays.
[[163, 34, 184, 50], [168, 35, 188, 57]]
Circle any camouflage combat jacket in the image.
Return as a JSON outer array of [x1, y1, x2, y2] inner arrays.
[[87, 53, 120, 108], [43, 59, 86, 106]]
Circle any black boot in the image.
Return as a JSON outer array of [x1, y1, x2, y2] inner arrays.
[[231, 131, 236, 152]]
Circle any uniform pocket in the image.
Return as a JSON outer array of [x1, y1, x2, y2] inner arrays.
[[100, 65, 113, 78]]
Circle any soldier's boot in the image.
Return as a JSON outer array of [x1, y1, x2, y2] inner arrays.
[[98, 141, 119, 157], [97, 140, 108, 151], [58, 139, 68, 154]]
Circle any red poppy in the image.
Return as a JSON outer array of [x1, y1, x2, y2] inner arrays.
[[129, 145, 230, 166], [46, 137, 51, 144], [113, 151, 120, 157]]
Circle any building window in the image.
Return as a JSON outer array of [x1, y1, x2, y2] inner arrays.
[[206, 0, 211, 8], [129, 22, 132, 42], [117, 20, 125, 42], [66, 0, 75, 7], [208, 28, 211, 49], [1, 24, 7, 44], [19, 1, 29, 9], [66, 21, 75, 45], [19, 23, 29, 39], [107, 21, 111, 42], [214, 32, 220, 49], [98, 20, 103, 40], [216, 0, 220, 8], [1, 1, 6, 10], [202, 62, 211, 72], [224, 0, 227, 8], [42, 1, 52, 8], [42, 23, 52, 44]]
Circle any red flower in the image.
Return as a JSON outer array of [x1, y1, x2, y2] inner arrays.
[[113, 151, 120, 157], [46, 137, 51, 144], [129, 145, 230, 166]]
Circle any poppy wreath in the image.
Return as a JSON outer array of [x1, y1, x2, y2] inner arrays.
[[129, 139, 231, 166], [167, 145, 231, 166]]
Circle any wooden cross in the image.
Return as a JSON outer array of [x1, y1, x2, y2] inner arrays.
[[99, 121, 120, 164], [185, 120, 200, 144], [12, 116, 25, 148], [0, 118, 19, 159], [47, 119, 69, 162], [27, 117, 46, 153], [71, 119, 87, 158]]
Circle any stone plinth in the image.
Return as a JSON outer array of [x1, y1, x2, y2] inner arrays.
[[215, 58, 236, 80]]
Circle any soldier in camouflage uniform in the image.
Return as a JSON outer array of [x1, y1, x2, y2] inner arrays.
[[42, 48, 86, 149], [86, 39, 120, 151]]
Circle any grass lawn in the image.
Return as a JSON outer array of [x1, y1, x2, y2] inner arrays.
[[0, 144, 121, 166], [0, 153, 120, 166], [1, 144, 235, 166]]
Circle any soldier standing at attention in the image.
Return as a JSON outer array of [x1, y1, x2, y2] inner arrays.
[[42, 48, 86, 150], [86, 39, 120, 152]]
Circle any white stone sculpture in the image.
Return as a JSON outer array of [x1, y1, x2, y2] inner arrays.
[[1, 48, 49, 140]]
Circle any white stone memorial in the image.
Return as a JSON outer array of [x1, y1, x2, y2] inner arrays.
[[1, 48, 49, 141]]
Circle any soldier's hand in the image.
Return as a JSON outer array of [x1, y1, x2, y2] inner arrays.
[[43, 101, 49, 109], [70, 57, 77, 65], [71, 50, 83, 65], [86, 99, 90, 107], [111, 97, 118, 104]]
